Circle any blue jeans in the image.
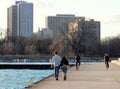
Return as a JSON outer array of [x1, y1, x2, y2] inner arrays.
[[62, 67, 67, 77], [55, 66, 60, 78]]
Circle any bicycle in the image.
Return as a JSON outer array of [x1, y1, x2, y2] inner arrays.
[[104, 53, 110, 70], [105, 61, 109, 70]]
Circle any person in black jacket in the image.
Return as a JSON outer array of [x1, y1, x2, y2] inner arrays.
[[104, 53, 110, 70], [75, 54, 81, 70], [60, 56, 69, 80]]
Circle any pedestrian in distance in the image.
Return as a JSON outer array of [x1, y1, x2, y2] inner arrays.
[[60, 56, 69, 81], [104, 53, 110, 70], [75, 54, 81, 70], [51, 51, 61, 81]]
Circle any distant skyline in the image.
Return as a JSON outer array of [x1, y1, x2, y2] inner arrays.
[[0, 0, 120, 39]]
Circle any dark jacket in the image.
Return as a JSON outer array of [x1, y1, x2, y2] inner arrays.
[[60, 56, 69, 66], [76, 55, 81, 62], [104, 55, 109, 62]]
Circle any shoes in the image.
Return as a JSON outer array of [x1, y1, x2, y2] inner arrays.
[[56, 77, 59, 81], [64, 76, 66, 81], [55, 76, 67, 81]]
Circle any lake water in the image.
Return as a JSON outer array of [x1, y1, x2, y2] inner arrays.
[[0, 69, 54, 89]]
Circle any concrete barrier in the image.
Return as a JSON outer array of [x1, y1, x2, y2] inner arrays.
[[111, 58, 120, 66], [118, 58, 120, 61]]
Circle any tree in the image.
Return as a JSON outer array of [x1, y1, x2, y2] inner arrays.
[[0, 39, 5, 55], [100, 35, 120, 57], [35, 38, 53, 54], [9, 36, 27, 55], [50, 19, 99, 56]]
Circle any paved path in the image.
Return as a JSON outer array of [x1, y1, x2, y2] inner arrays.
[[25, 63, 120, 89]]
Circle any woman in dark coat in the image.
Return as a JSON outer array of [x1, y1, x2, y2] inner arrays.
[[60, 56, 69, 80]]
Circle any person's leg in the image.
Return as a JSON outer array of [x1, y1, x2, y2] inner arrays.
[[79, 61, 80, 66], [76, 62, 78, 69], [105, 61, 109, 69], [76, 62, 79, 70], [55, 66, 60, 80], [107, 62, 109, 68], [55, 67, 57, 78], [62, 67, 67, 80]]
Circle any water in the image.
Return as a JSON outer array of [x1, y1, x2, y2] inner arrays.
[[0, 69, 54, 89]]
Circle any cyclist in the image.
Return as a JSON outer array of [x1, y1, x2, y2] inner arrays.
[[104, 53, 110, 70]]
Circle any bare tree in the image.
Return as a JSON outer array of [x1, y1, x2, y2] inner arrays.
[[48, 20, 87, 54], [50, 19, 99, 56], [101, 36, 120, 57]]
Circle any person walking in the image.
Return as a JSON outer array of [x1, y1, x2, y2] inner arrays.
[[60, 56, 69, 81], [51, 51, 61, 81], [75, 54, 81, 70], [104, 53, 110, 70]]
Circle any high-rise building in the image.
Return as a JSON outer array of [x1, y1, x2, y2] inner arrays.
[[46, 14, 85, 37], [79, 19, 100, 41], [7, 5, 17, 37], [7, 1, 33, 37], [69, 19, 101, 41]]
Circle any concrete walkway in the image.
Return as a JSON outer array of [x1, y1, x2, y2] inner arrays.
[[25, 63, 120, 89]]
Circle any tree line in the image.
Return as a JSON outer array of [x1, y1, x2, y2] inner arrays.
[[0, 24, 120, 58]]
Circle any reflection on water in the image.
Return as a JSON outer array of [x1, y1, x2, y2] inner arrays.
[[0, 69, 54, 89]]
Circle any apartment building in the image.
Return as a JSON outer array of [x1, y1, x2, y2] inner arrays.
[[7, 1, 33, 37], [69, 19, 100, 41], [46, 14, 85, 37]]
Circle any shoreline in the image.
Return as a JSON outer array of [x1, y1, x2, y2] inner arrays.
[[25, 73, 54, 88]]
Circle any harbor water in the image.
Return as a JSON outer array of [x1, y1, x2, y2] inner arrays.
[[0, 69, 54, 89]]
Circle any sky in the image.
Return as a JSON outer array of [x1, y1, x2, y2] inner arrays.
[[0, 0, 120, 39]]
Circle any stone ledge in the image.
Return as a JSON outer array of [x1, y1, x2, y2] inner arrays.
[[111, 58, 120, 66]]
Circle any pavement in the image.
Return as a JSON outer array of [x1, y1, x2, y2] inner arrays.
[[25, 62, 120, 89]]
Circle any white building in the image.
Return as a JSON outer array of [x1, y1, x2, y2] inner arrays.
[[7, 1, 33, 37]]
